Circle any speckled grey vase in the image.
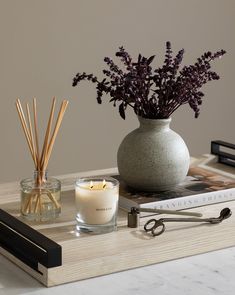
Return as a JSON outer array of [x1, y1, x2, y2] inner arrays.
[[117, 117, 190, 191]]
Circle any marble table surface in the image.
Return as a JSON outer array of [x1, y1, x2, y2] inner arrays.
[[0, 247, 234, 295]]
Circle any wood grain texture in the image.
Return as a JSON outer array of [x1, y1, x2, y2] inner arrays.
[[0, 159, 235, 287]]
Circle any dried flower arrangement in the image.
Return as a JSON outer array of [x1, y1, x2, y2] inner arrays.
[[72, 42, 226, 119], [15, 98, 68, 216]]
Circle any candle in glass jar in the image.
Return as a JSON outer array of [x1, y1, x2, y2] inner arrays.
[[75, 177, 119, 225]]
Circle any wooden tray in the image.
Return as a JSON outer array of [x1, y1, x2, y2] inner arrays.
[[0, 162, 235, 287]]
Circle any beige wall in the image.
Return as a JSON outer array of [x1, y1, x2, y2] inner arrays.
[[0, 0, 234, 183]]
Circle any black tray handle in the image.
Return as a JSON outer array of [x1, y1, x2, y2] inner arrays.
[[211, 140, 235, 167], [0, 209, 62, 273]]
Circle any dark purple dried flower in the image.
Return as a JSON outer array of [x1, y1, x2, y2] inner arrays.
[[72, 42, 226, 119]]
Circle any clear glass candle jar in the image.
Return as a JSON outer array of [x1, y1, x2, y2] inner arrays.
[[20, 171, 61, 221], [75, 176, 119, 234]]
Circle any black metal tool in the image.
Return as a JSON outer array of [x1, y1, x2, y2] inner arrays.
[[211, 140, 235, 167], [127, 207, 202, 228], [144, 207, 232, 237]]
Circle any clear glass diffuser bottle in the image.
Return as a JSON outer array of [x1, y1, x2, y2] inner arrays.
[[20, 170, 61, 221]]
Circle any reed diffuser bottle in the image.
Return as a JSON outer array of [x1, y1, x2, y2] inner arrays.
[[21, 170, 61, 221], [15, 97, 68, 221]]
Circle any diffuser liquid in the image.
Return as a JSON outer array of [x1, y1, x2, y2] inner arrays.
[[21, 190, 61, 221]]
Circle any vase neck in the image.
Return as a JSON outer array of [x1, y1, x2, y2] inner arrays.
[[138, 117, 171, 131]]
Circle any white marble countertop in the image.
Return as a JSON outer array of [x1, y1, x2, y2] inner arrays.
[[0, 247, 234, 295]]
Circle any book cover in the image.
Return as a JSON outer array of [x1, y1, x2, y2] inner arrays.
[[117, 166, 235, 211]]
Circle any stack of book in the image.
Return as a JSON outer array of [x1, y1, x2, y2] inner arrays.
[[117, 165, 235, 212]]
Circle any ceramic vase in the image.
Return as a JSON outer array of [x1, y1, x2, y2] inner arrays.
[[117, 117, 190, 191]]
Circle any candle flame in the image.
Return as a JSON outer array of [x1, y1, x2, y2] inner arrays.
[[102, 179, 106, 189], [90, 180, 94, 189]]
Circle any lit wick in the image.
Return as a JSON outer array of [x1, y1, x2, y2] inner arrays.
[[90, 180, 94, 190], [102, 179, 106, 189]]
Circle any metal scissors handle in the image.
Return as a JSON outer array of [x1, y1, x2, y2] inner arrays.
[[144, 208, 232, 237]]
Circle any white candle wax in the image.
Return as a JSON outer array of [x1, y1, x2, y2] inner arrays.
[[75, 180, 119, 225]]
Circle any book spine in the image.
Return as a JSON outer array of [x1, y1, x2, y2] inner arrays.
[[140, 188, 235, 210]]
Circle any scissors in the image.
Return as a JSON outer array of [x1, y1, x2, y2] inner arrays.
[[144, 207, 232, 237]]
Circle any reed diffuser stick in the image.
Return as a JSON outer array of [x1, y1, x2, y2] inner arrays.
[[33, 98, 40, 171], [15, 100, 36, 166], [26, 103, 36, 165], [40, 97, 56, 169], [43, 100, 69, 170]]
